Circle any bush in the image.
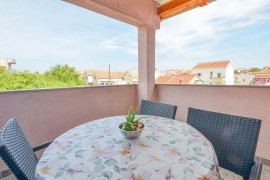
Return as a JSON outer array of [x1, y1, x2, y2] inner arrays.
[[0, 64, 87, 91]]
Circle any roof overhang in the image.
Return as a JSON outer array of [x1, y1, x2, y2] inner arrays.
[[154, 0, 215, 20]]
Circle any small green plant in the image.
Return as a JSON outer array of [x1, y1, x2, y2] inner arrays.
[[121, 106, 143, 131]]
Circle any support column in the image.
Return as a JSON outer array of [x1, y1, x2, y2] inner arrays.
[[138, 25, 156, 102]]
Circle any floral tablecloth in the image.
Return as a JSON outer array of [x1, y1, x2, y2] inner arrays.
[[35, 116, 220, 180]]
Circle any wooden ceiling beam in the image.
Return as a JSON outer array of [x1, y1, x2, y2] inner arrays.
[[158, 0, 210, 20]]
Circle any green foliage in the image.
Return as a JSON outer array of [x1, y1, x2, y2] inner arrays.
[[44, 64, 85, 86], [122, 106, 143, 131], [125, 106, 138, 123], [125, 106, 143, 124], [234, 70, 240, 75], [249, 68, 261, 72], [0, 66, 6, 71], [122, 122, 134, 131], [0, 64, 87, 91]]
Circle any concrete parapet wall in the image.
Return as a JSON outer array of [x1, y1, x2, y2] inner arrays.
[[156, 84, 270, 160]]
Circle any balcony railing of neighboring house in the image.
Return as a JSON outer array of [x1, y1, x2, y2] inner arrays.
[[210, 77, 224, 84]]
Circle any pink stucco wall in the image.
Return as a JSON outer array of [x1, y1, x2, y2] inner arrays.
[[1, 84, 269, 171], [156, 84, 270, 160], [65, 0, 160, 29], [0, 85, 137, 148]]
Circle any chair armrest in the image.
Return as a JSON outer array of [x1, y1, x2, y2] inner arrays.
[[249, 161, 262, 180], [33, 140, 53, 152]]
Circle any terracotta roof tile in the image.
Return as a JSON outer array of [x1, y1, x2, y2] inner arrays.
[[192, 61, 230, 69], [253, 66, 270, 75], [156, 74, 196, 84], [180, 70, 192, 74], [85, 70, 123, 79], [156, 76, 173, 84], [168, 74, 196, 84], [254, 75, 270, 79]]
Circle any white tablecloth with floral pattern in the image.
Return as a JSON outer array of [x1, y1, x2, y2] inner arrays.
[[35, 116, 220, 180]]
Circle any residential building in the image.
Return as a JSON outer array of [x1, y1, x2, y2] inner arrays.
[[85, 70, 126, 86], [165, 69, 192, 75], [80, 70, 139, 85], [123, 71, 138, 84], [78, 70, 89, 84], [253, 66, 270, 85], [156, 74, 203, 84], [85, 70, 127, 86], [234, 72, 254, 85], [192, 60, 234, 85], [0, 58, 16, 71], [156, 76, 172, 84]]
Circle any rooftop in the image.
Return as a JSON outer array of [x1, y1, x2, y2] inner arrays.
[[254, 66, 270, 75], [85, 70, 124, 79], [0, 58, 16, 64], [192, 60, 231, 69], [156, 74, 197, 84]]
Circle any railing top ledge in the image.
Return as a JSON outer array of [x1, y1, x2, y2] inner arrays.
[[0, 84, 138, 95]]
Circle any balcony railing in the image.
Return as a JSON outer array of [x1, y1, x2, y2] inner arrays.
[[0, 85, 137, 148], [0, 84, 269, 167], [155, 84, 270, 161]]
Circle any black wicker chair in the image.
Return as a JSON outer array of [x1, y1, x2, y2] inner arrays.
[[139, 99, 177, 119], [0, 118, 53, 180], [187, 108, 262, 180]]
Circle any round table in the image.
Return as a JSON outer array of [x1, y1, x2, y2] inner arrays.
[[35, 116, 220, 179]]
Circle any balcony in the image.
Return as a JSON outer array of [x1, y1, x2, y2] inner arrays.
[[1, 85, 270, 179], [1, 0, 270, 179], [0, 84, 269, 159]]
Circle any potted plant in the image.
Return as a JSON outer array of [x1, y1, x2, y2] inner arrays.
[[119, 106, 144, 139]]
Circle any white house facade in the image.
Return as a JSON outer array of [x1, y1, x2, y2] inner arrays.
[[235, 72, 254, 85], [0, 58, 16, 71], [192, 61, 234, 85], [85, 70, 128, 86]]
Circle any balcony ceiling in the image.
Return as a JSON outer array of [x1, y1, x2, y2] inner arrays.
[[153, 0, 214, 20]]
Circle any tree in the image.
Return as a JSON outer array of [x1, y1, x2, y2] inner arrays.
[[44, 64, 85, 86], [234, 70, 240, 75], [0, 66, 6, 71], [249, 68, 261, 72], [0, 64, 87, 91]]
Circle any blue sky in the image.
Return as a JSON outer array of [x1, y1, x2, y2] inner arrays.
[[0, 0, 269, 72]]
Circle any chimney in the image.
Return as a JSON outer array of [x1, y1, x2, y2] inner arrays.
[[179, 78, 183, 84]]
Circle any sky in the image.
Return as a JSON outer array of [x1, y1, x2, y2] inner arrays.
[[0, 0, 269, 73]]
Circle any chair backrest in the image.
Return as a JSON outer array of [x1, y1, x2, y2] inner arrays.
[[0, 118, 37, 180], [139, 99, 177, 119], [187, 108, 261, 180]]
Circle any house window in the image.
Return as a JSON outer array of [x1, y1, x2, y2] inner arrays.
[[217, 73, 221, 78], [210, 72, 213, 78], [197, 73, 201, 77]]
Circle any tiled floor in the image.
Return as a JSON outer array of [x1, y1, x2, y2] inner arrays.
[[260, 164, 270, 180], [1, 175, 15, 180], [220, 164, 270, 180], [220, 167, 243, 180]]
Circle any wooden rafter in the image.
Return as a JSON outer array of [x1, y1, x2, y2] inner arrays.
[[158, 0, 210, 20]]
